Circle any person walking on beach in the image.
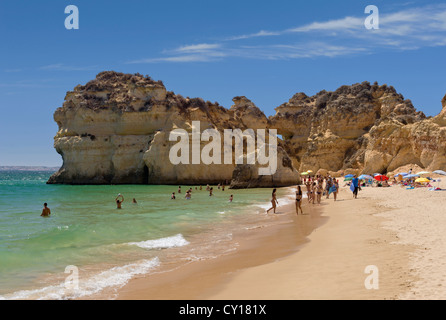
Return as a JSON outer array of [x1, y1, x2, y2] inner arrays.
[[295, 186, 303, 215], [352, 175, 359, 199], [312, 182, 317, 204], [267, 188, 278, 214], [332, 180, 339, 201], [41, 203, 51, 217], [305, 182, 312, 203], [116, 194, 124, 209], [325, 179, 331, 199], [316, 182, 323, 204]]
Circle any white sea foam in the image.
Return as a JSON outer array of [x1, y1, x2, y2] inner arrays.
[[0, 257, 160, 300], [127, 234, 189, 250]]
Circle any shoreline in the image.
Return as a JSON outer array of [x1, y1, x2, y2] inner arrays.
[[111, 189, 327, 300], [210, 187, 416, 300], [110, 185, 416, 300]]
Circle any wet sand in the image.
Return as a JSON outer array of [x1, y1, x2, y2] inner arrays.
[[109, 184, 426, 300], [114, 191, 326, 299]]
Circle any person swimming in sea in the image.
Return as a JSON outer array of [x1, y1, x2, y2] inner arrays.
[[209, 187, 213, 196], [116, 194, 124, 209], [229, 194, 233, 202], [132, 198, 137, 204], [171, 192, 176, 200], [41, 203, 51, 217], [185, 190, 191, 200]]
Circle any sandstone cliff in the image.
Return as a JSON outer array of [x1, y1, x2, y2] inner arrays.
[[270, 81, 445, 174], [48, 72, 446, 186], [48, 71, 298, 186]]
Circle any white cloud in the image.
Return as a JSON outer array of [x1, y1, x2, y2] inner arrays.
[[39, 63, 97, 71], [128, 4, 446, 63], [226, 30, 281, 41], [288, 16, 363, 33], [174, 43, 221, 53]]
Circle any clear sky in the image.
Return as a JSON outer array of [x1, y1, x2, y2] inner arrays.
[[1, 0, 445, 166]]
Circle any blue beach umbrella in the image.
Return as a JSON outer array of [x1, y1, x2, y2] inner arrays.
[[395, 172, 408, 177], [404, 174, 420, 179], [345, 174, 355, 178], [358, 174, 373, 180], [434, 170, 446, 176]]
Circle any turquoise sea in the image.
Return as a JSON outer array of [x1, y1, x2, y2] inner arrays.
[[0, 170, 294, 299]]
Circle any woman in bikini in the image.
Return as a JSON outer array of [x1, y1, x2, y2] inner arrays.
[[295, 185, 303, 215], [316, 182, 323, 204], [267, 188, 278, 214]]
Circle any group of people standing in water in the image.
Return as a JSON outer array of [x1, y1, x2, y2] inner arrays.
[[171, 183, 231, 201], [114, 183, 233, 209], [266, 175, 341, 217]]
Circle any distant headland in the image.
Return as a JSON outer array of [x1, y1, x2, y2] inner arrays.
[[0, 166, 60, 172]]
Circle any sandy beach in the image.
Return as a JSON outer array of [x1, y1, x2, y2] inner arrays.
[[106, 177, 446, 300]]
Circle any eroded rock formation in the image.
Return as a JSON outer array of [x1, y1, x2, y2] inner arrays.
[[48, 72, 446, 186], [48, 71, 296, 186]]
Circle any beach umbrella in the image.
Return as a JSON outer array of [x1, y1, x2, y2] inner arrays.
[[307, 170, 313, 173], [415, 178, 430, 183], [300, 172, 309, 175], [358, 174, 373, 180], [374, 175, 389, 181], [416, 171, 430, 175], [395, 172, 408, 177], [404, 174, 420, 179], [345, 174, 355, 178], [433, 170, 446, 176]]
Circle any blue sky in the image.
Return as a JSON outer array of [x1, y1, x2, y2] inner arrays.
[[1, 0, 445, 166]]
